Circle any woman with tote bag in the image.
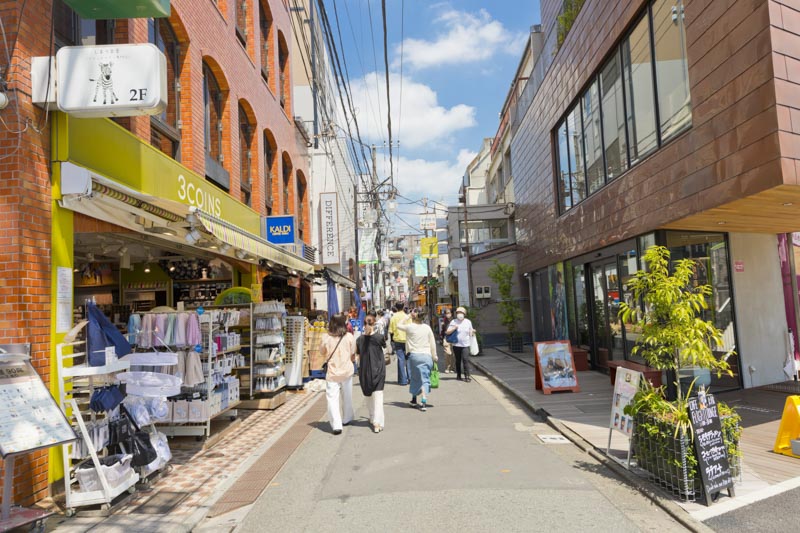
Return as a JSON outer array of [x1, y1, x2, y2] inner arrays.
[[445, 306, 475, 382], [320, 314, 357, 435]]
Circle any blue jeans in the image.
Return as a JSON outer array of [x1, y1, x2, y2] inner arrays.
[[393, 341, 408, 385]]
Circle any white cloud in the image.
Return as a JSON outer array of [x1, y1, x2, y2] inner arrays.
[[397, 8, 527, 70], [390, 149, 477, 201], [349, 72, 476, 150]]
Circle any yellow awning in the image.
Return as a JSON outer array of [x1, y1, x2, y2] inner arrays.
[[194, 209, 314, 275]]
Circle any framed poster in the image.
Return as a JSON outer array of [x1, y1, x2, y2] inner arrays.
[[610, 367, 641, 436], [535, 341, 580, 394]]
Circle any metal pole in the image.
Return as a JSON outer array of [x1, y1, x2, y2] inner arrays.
[[354, 181, 360, 300], [310, 0, 318, 149], [463, 199, 472, 308]]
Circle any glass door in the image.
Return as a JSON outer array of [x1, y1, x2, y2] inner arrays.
[[591, 261, 623, 368]]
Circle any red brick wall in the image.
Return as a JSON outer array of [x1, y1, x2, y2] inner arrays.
[[512, 0, 783, 273], [0, 0, 56, 507]]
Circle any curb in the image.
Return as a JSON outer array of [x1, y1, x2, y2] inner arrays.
[[470, 356, 714, 533]]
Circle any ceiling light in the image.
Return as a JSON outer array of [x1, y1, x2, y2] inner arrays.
[[144, 263, 151, 273], [290, 269, 298, 276], [169, 262, 176, 272], [86, 252, 95, 262], [219, 243, 232, 254], [266, 260, 274, 268], [185, 229, 202, 245], [117, 246, 128, 257], [235, 249, 248, 260]]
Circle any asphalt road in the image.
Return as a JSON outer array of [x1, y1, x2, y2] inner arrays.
[[705, 485, 800, 531], [229, 367, 687, 533]]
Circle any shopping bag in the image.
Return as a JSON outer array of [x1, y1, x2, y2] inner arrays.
[[430, 362, 440, 389], [445, 330, 459, 344], [469, 334, 480, 356]]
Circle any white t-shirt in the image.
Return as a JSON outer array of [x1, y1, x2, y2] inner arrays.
[[448, 318, 473, 347], [398, 322, 437, 359]]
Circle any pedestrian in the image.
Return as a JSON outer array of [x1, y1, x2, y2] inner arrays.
[[445, 306, 474, 382], [388, 301, 409, 385], [397, 308, 438, 412], [440, 308, 455, 373], [321, 313, 357, 435], [357, 315, 386, 433]]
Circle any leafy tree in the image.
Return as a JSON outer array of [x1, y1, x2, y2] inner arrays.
[[618, 246, 733, 401], [488, 260, 523, 341]]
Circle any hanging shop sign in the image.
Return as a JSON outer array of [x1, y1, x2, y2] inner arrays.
[[319, 192, 340, 265], [420, 213, 436, 231], [420, 237, 438, 259], [414, 255, 428, 277], [265, 215, 296, 245], [56, 44, 167, 118], [358, 228, 379, 265]]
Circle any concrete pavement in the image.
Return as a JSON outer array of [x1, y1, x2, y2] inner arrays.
[[216, 368, 687, 532]]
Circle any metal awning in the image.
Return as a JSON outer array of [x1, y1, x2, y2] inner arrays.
[[193, 209, 314, 275], [320, 267, 356, 290]]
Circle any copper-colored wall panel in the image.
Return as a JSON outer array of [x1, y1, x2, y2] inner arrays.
[[512, 0, 784, 273]]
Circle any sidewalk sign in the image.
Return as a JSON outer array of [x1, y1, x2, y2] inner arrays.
[[606, 367, 641, 467], [688, 392, 735, 505], [534, 341, 580, 395], [773, 395, 800, 458], [0, 345, 76, 528]]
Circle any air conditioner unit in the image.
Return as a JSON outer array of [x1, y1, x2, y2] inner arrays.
[[475, 286, 491, 299]]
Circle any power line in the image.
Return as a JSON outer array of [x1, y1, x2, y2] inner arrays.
[[380, 0, 394, 188], [396, 0, 405, 184]]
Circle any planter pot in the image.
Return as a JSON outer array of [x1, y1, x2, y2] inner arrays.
[[632, 413, 740, 502], [508, 335, 524, 353]]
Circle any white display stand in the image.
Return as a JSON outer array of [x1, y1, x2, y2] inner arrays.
[[283, 315, 306, 388], [55, 322, 138, 516], [0, 344, 75, 532], [250, 302, 287, 398]]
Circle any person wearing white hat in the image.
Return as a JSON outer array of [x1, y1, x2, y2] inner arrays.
[[445, 306, 474, 382]]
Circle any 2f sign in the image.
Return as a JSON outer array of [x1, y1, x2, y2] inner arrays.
[[55, 43, 168, 118]]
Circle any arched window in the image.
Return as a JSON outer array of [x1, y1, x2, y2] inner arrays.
[[263, 131, 277, 215], [235, 0, 248, 47], [149, 18, 181, 160], [278, 31, 289, 110], [204, 63, 229, 191], [296, 171, 307, 241], [259, 1, 273, 84], [238, 103, 253, 207], [282, 153, 292, 214]]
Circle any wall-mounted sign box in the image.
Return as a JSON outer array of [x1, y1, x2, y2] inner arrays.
[[265, 215, 296, 245], [56, 44, 167, 118], [64, 0, 170, 19]]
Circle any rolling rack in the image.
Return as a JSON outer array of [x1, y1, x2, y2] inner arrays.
[[157, 309, 241, 438], [55, 324, 139, 517]]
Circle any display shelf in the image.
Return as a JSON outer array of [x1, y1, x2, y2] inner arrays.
[[61, 359, 131, 378], [157, 401, 241, 437], [249, 301, 287, 400], [252, 385, 285, 394], [173, 278, 232, 283], [212, 345, 242, 355]]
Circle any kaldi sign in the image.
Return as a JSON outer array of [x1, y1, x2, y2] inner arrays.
[[319, 192, 340, 265]]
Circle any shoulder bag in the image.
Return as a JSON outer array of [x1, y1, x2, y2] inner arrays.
[[119, 404, 158, 467], [445, 326, 459, 345], [322, 335, 345, 377]]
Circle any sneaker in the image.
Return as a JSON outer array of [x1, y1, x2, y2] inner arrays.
[[333, 429, 342, 435], [409, 398, 418, 407], [373, 425, 383, 433], [420, 398, 427, 412]]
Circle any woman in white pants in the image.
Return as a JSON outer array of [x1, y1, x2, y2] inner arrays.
[[321, 313, 357, 435], [357, 315, 387, 433]]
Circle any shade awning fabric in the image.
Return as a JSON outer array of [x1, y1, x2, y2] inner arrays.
[[321, 267, 356, 290], [193, 210, 314, 275]]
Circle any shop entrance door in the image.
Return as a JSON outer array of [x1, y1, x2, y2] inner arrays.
[[590, 261, 624, 368]]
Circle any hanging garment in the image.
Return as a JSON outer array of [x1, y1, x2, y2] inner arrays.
[[127, 314, 142, 345], [174, 313, 188, 347], [153, 314, 168, 346], [186, 313, 202, 347], [164, 313, 176, 346], [183, 350, 204, 387], [86, 302, 132, 365], [139, 314, 154, 349]]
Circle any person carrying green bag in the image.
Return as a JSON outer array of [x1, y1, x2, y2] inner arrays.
[[430, 362, 440, 389], [397, 308, 438, 412]]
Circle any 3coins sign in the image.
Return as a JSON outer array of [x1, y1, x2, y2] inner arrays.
[[688, 393, 735, 505]]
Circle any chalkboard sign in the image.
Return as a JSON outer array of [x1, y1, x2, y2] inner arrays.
[[688, 393, 735, 505]]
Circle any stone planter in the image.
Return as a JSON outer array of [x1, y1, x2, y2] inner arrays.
[[631, 413, 740, 502]]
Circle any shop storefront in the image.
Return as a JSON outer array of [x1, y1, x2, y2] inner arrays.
[[530, 230, 742, 392], [49, 114, 314, 482]]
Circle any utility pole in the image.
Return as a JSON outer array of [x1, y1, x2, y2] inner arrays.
[[463, 194, 472, 308], [310, 0, 318, 149], [423, 198, 434, 328]]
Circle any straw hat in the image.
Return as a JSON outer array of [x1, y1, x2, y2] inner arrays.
[[455, 306, 467, 315]]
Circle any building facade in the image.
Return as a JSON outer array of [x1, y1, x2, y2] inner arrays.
[[513, 0, 800, 390], [0, 0, 312, 506]]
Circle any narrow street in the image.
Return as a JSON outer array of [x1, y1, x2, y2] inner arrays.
[[198, 367, 686, 533]]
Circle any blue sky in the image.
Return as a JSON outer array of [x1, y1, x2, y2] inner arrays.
[[333, 1, 541, 225]]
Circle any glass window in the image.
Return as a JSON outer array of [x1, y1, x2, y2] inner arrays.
[[282, 157, 292, 213], [148, 19, 181, 160], [204, 65, 223, 164], [264, 132, 275, 215], [239, 105, 253, 207], [504, 149, 512, 182], [600, 53, 628, 180], [582, 81, 604, 194], [567, 106, 586, 205], [622, 15, 658, 163], [557, 119, 572, 212], [259, 2, 272, 82], [652, 0, 691, 140], [55, 0, 113, 48], [236, 0, 248, 46]]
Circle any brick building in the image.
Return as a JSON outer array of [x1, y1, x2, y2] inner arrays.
[[0, 0, 312, 506], [512, 0, 800, 391]]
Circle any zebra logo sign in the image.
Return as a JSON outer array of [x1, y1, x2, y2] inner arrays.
[[56, 43, 167, 118]]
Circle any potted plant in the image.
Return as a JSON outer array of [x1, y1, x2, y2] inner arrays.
[[488, 260, 524, 353], [619, 245, 741, 501]]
